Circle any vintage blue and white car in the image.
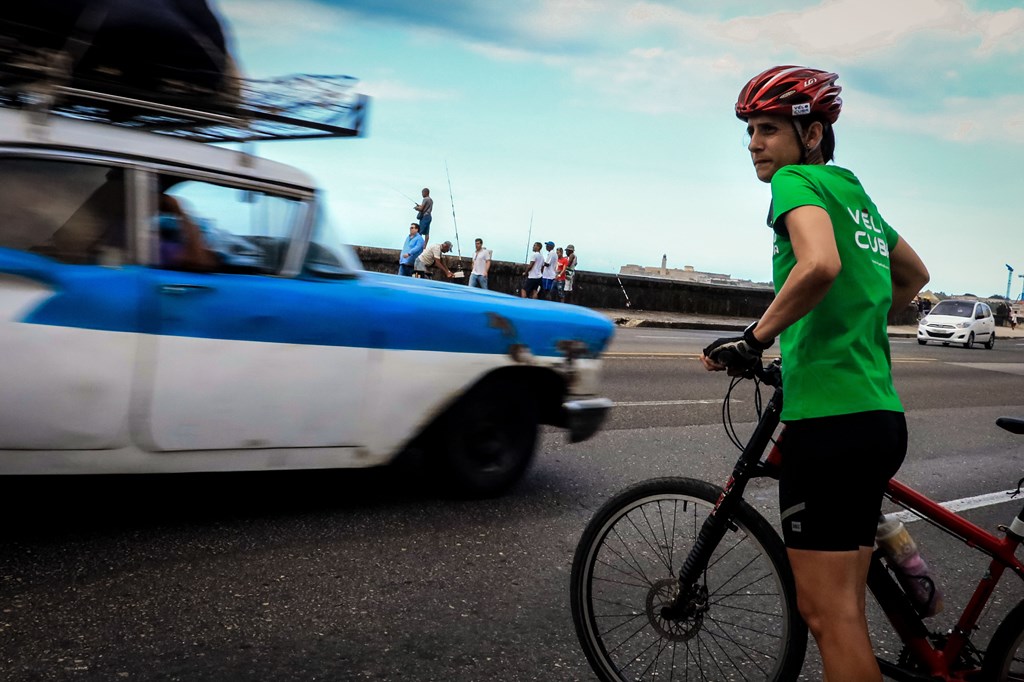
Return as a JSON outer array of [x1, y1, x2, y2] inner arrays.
[[0, 102, 614, 496]]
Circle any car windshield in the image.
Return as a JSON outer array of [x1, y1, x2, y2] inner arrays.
[[930, 301, 973, 317]]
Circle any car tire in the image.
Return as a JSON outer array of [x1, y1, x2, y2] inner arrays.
[[964, 332, 974, 349], [986, 332, 996, 350], [917, 339, 927, 345], [437, 379, 539, 498]]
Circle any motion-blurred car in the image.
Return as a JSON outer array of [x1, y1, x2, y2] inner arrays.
[[0, 101, 614, 497], [917, 300, 996, 349]]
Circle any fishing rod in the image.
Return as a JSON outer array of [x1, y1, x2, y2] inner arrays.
[[525, 211, 533, 262], [616, 275, 632, 308], [444, 161, 465, 278], [388, 185, 419, 204]]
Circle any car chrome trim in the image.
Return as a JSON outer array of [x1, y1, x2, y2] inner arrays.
[[562, 397, 613, 443]]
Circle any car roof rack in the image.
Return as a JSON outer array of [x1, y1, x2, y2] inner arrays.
[[0, 72, 369, 143]]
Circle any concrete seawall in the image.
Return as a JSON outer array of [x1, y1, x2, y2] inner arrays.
[[355, 246, 919, 325]]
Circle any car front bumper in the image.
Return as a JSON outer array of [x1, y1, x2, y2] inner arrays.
[[562, 397, 614, 443], [918, 328, 969, 341]]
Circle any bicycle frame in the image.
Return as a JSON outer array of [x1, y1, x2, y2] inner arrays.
[[870, 480, 1024, 680], [672, 365, 1024, 680]]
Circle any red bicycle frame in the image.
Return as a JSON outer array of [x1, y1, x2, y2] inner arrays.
[[869, 479, 1024, 680]]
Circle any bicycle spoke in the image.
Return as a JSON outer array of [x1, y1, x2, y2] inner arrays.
[[607, 527, 659, 586], [657, 499, 674, 571], [594, 557, 657, 590], [617, 625, 667, 673], [695, 628, 734, 681], [607, 616, 658, 657], [639, 504, 675, 573], [638, 631, 672, 680], [627, 509, 674, 575], [700, 623, 760, 680], [705, 614, 783, 656], [709, 602, 783, 622], [598, 611, 647, 640], [706, 533, 747, 571], [711, 573, 776, 604], [708, 553, 763, 596], [610, 525, 660, 587], [705, 616, 773, 677]]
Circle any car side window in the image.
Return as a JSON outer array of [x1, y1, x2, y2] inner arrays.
[[0, 158, 128, 266], [158, 177, 305, 274], [302, 201, 361, 278]]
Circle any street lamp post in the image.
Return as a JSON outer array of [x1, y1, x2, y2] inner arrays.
[[1018, 273, 1024, 301], [1006, 264, 1015, 301]]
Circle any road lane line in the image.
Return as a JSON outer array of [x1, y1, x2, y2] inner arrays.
[[605, 352, 701, 358], [891, 490, 1020, 525], [615, 399, 740, 406], [605, 353, 936, 362]]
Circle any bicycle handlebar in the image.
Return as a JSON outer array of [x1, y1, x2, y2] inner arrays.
[[711, 353, 782, 389]]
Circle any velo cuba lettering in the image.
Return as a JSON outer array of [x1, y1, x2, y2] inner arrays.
[[847, 206, 890, 257]]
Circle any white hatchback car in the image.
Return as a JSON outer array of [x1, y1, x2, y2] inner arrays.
[[918, 300, 996, 349]]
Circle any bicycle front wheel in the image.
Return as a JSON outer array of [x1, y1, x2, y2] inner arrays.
[[570, 477, 807, 681]]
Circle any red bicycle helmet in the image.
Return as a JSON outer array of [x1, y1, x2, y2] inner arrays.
[[735, 65, 842, 124]]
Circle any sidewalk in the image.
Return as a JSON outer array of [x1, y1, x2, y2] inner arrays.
[[595, 308, 1024, 340]]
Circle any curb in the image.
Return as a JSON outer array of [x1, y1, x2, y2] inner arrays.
[[611, 318, 749, 332], [612, 318, 922, 339]]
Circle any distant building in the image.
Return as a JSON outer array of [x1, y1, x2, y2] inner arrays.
[[619, 255, 772, 290]]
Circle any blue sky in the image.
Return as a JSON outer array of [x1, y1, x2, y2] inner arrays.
[[216, 0, 1024, 297]]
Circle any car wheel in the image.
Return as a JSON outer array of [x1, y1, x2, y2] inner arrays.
[[986, 332, 996, 350], [964, 332, 974, 349], [437, 379, 539, 497], [917, 339, 927, 345]]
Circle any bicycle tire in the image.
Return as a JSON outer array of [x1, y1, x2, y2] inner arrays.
[[982, 598, 1024, 681], [571, 477, 807, 681]]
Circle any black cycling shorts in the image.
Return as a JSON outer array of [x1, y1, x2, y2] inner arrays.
[[778, 410, 907, 551]]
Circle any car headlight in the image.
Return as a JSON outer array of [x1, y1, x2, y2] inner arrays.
[[956, 321, 970, 328]]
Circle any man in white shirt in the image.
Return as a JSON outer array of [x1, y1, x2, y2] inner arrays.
[[521, 241, 544, 299], [414, 240, 454, 280], [541, 240, 557, 299], [469, 238, 491, 289]]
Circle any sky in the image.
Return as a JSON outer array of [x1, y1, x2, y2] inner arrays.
[[215, 0, 1024, 297]]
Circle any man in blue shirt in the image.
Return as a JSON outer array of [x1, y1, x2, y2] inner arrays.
[[398, 223, 424, 276]]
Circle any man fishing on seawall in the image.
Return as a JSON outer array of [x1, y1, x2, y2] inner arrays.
[[414, 188, 433, 244]]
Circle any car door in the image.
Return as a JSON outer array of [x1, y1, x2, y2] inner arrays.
[[983, 304, 995, 337], [138, 175, 369, 452], [0, 156, 140, 450]]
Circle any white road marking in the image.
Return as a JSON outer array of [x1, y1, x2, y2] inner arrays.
[[615, 399, 739, 406], [891, 490, 1021, 525], [947, 362, 1024, 376]]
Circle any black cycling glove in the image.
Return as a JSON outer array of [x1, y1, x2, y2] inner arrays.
[[703, 322, 774, 371]]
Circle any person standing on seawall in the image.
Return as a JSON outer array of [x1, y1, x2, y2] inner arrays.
[[398, 222, 424, 277], [469, 237, 491, 289], [701, 66, 930, 682], [414, 188, 433, 245]]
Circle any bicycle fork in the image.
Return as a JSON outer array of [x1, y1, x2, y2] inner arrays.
[[662, 392, 783, 621]]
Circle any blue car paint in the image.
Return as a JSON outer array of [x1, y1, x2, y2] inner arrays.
[[3, 248, 614, 358]]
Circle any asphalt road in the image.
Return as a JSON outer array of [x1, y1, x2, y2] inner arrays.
[[2, 328, 1023, 681]]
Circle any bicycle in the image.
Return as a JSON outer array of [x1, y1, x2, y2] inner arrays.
[[570, 358, 1024, 681]]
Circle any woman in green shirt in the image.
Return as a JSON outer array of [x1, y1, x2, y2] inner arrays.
[[702, 66, 930, 682]]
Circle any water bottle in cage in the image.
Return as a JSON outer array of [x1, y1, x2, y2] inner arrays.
[[875, 514, 944, 617]]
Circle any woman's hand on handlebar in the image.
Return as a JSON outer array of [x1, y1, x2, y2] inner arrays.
[[700, 323, 774, 376]]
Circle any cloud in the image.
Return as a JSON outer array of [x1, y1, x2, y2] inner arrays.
[[219, 0, 344, 44], [849, 90, 1024, 144], [223, 0, 1024, 142], [359, 79, 453, 101]]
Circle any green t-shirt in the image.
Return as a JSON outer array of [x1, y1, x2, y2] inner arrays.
[[770, 165, 903, 421]]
